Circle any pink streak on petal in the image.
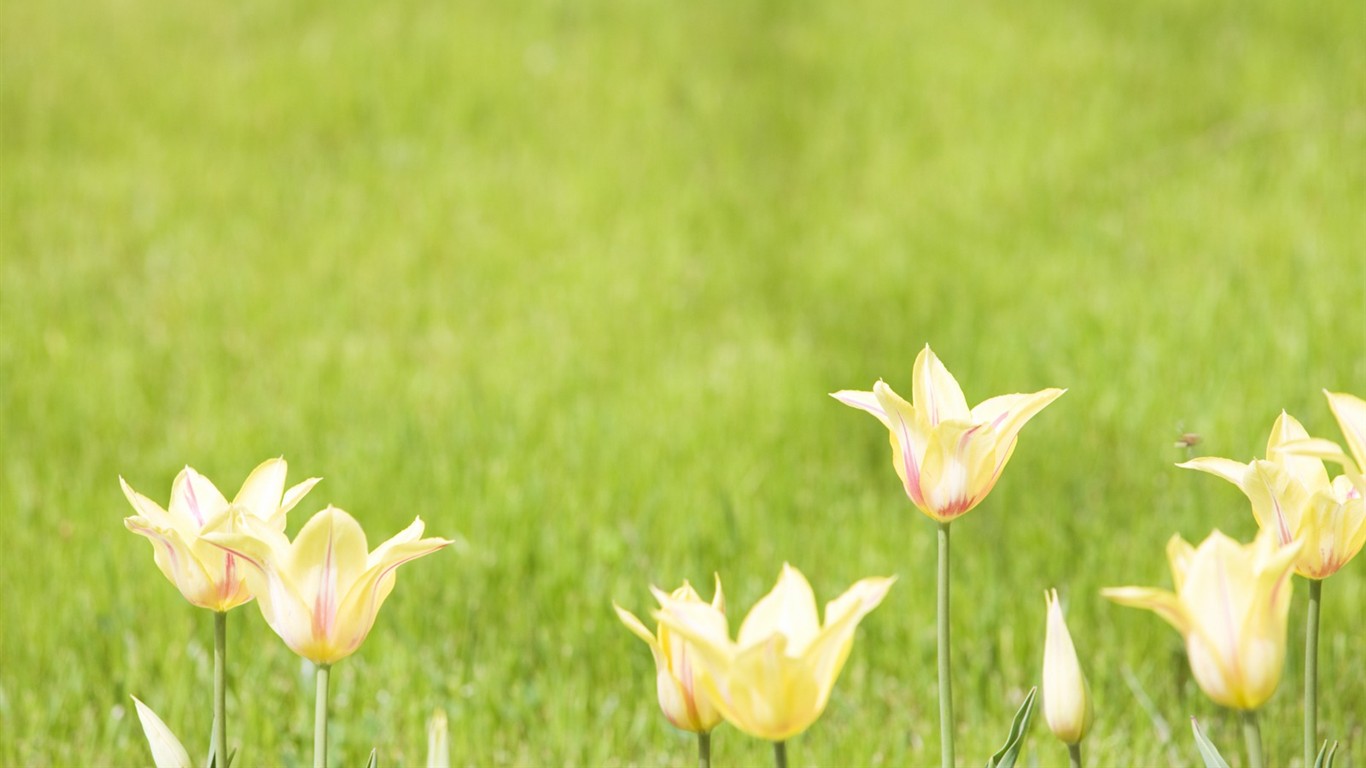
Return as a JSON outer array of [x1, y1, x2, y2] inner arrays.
[[313, 533, 337, 643], [891, 407, 924, 506], [184, 479, 204, 526]]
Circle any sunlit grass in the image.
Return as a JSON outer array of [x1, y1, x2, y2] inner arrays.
[[2, 0, 1363, 765]]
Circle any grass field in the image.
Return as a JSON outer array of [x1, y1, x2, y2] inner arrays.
[[2, 0, 1364, 765]]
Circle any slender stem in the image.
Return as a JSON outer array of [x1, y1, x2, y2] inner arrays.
[[1241, 709, 1264, 768], [1304, 579, 1322, 768], [314, 664, 331, 768], [697, 731, 711, 768], [1067, 742, 1083, 768], [937, 522, 955, 768], [212, 611, 227, 768], [773, 740, 787, 768]]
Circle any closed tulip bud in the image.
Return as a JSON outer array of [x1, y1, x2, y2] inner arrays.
[[615, 576, 725, 733], [654, 564, 894, 742], [832, 345, 1064, 522], [1104, 527, 1301, 710], [1042, 589, 1093, 745]]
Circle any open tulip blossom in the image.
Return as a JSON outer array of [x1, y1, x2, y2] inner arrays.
[[206, 505, 452, 768], [121, 458, 320, 612], [1179, 411, 1366, 580], [122, 457, 319, 766], [833, 344, 1063, 768], [831, 345, 1065, 524], [652, 563, 893, 765], [1104, 527, 1301, 768]]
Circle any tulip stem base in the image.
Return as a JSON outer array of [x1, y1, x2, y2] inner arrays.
[[1305, 579, 1322, 768], [937, 522, 955, 768], [315, 664, 331, 768], [1242, 709, 1263, 768], [1067, 742, 1082, 768], [773, 740, 787, 768], [698, 732, 711, 768], [212, 611, 227, 768]]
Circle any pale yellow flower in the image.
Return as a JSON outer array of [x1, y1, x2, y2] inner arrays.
[[122, 458, 319, 611], [1180, 411, 1366, 579], [614, 576, 726, 733], [1042, 589, 1093, 745], [833, 345, 1064, 522], [653, 564, 893, 742], [205, 506, 451, 664], [1103, 528, 1301, 710]]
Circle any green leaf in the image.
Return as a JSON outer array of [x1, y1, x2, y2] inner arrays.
[[984, 687, 1037, 768], [364, 748, 378, 768], [1313, 739, 1339, 768], [1190, 718, 1230, 768]]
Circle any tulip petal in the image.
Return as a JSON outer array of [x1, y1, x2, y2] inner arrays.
[[805, 575, 894, 699], [652, 588, 733, 666], [1244, 461, 1309, 547], [232, 458, 288, 519], [1280, 437, 1354, 468], [170, 467, 229, 529], [120, 478, 174, 529], [725, 634, 823, 741], [1177, 457, 1251, 488], [1165, 534, 1196, 590], [918, 420, 997, 520], [613, 602, 663, 659], [124, 517, 224, 610], [971, 388, 1067, 451], [1266, 413, 1331, 490], [873, 381, 929, 506], [1325, 391, 1366, 471], [1101, 587, 1190, 635], [737, 564, 821, 654], [331, 531, 451, 660], [286, 508, 371, 639], [830, 389, 892, 429], [913, 345, 970, 425]]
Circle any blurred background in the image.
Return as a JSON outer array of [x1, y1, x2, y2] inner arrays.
[[2, 0, 1363, 764]]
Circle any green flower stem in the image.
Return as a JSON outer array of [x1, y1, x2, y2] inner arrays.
[[212, 611, 227, 768], [1304, 578, 1322, 768], [938, 522, 955, 768], [697, 731, 711, 768], [315, 664, 331, 768], [1242, 709, 1264, 768], [1068, 742, 1082, 768], [773, 740, 787, 768]]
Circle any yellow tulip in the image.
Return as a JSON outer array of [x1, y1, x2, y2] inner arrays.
[[121, 458, 320, 611], [1180, 411, 1366, 579], [204, 506, 451, 664], [1102, 528, 1301, 710], [832, 345, 1065, 522], [653, 564, 894, 742], [1042, 589, 1093, 746], [614, 576, 726, 733]]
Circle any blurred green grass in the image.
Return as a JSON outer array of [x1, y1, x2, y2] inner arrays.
[[2, 0, 1363, 765]]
